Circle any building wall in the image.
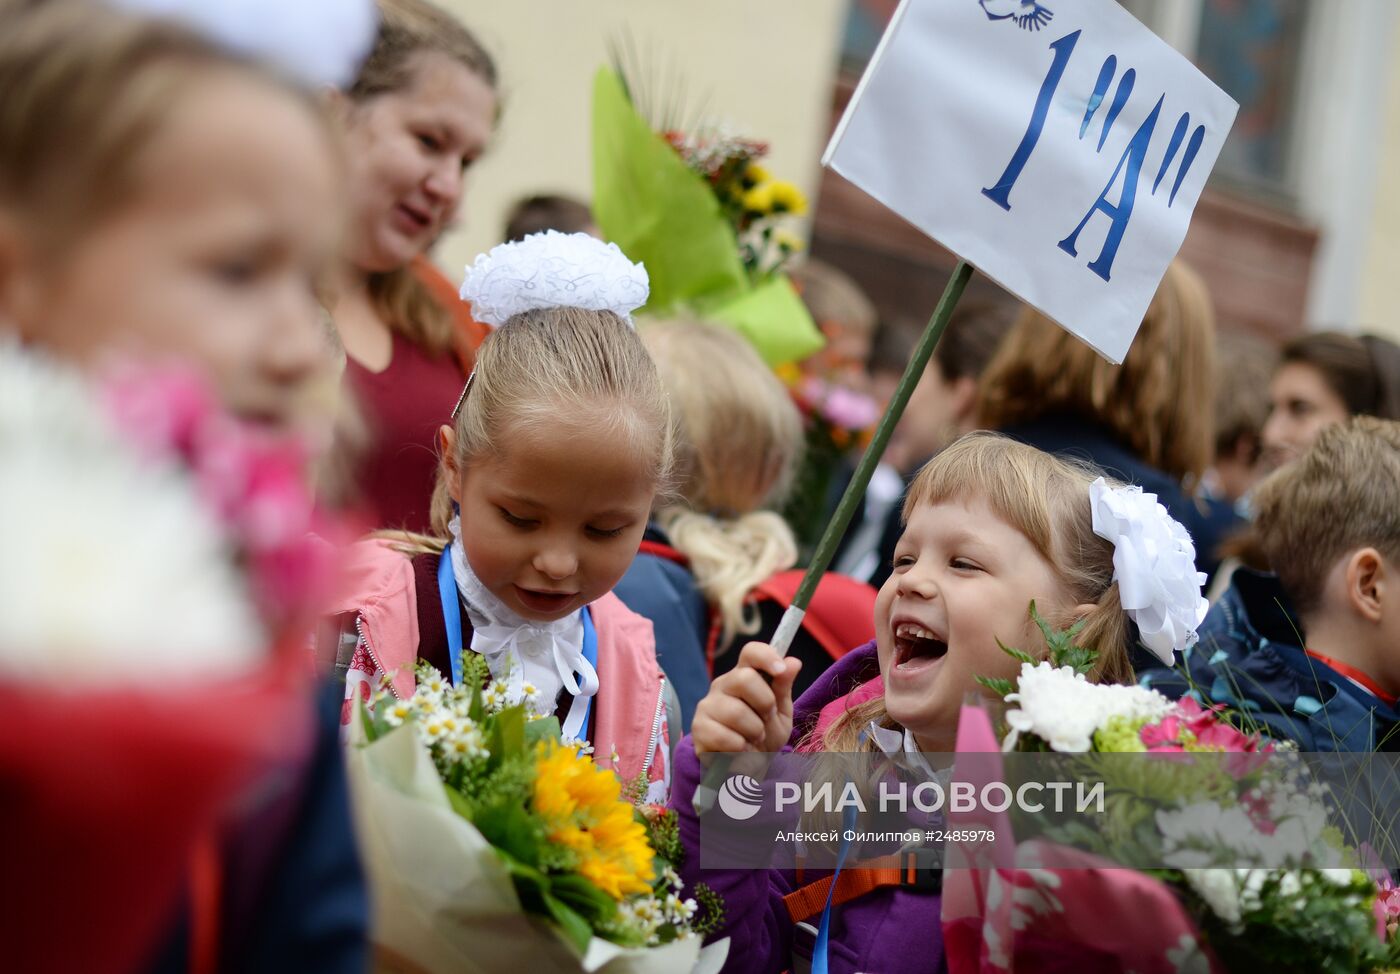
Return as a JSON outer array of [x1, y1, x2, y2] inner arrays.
[[1356, 12, 1400, 343], [431, 0, 847, 280]]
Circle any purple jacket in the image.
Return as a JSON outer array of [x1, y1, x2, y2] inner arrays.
[[670, 643, 948, 974]]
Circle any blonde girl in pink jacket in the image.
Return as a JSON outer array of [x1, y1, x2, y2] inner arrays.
[[324, 233, 677, 799]]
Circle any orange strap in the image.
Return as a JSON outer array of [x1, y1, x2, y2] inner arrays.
[[784, 857, 911, 924], [189, 832, 222, 974]]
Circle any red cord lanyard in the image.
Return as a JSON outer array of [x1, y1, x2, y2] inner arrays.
[[1304, 648, 1398, 708]]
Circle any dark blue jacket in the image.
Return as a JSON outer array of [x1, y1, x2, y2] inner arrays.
[[1138, 570, 1400, 752], [146, 679, 369, 973], [613, 525, 711, 731], [999, 414, 1235, 584]]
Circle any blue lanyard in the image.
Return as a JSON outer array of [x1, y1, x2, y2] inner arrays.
[[437, 547, 597, 741], [437, 548, 466, 687], [813, 803, 858, 974]]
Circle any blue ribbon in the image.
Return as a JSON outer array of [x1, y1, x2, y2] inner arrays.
[[438, 547, 465, 687], [812, 803, 858, 974], [575, 607, 598, 742], [437, 546, 598, 742]]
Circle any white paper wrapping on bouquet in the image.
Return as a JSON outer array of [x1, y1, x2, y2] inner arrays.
[[344, 711, 729, 974]]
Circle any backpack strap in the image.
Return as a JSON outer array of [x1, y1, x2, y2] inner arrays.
[[783, 853, 941, 924], [638, 538, 691, 567]]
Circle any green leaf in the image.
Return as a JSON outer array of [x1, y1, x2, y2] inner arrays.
[[524, 715, 563, 747], [542, 891, 595, 954], [443, 784, 474, 820], [975, 675, 1015, 697], [473, 799, 542, 867], [549, 873, 618, 924], [994, 636, 1036, 666], [488, 705, 527, 770], [1056, 645, 1100, 676], [358, 701, 383, 743]]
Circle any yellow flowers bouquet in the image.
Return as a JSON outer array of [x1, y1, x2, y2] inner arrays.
[[345, 655, 728, 974], [592, 66, 823, 367]]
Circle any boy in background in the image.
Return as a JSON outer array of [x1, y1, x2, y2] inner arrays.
[[1144, 417, 1400, 752]]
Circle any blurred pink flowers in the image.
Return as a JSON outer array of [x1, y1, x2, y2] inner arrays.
[[798, 375, 880, 431], [101, 366, 329, 633]]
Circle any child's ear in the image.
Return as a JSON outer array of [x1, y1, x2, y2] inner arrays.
[[1072, 602, 1098, 627], [1346, 548, 1386, 622], [438, 424, 464, 505]]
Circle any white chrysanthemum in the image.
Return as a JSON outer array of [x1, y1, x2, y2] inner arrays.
[[1157, 796, 1331, 869], [0, 348, 263, 683], [1089, 478, 1209, 665], [1182, 869, 1242, 928], [106, 0, 378, 88], [1004, 661, 1173, 752], [459, 230, 649, 328]]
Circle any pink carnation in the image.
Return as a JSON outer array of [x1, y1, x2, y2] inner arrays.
[[1376, 880, 1400, 941], [1140, 715, 1185, 751]]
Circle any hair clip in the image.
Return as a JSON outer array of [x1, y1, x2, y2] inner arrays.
[[450, 369, 475, 421]]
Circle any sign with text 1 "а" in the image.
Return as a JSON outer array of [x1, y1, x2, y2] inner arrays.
[[823, 0, 1238, 363]]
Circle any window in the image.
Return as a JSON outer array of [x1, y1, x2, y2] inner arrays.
[[1122, 0, 1310, 203], [1193, 0, 1308, 196]]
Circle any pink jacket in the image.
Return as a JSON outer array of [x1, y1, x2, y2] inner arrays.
[[323, 540, 672, 797]]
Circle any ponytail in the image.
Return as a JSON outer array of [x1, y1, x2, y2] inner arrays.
[[660, 507, 797, 647]]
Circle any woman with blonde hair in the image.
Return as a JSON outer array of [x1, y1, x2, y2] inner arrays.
[[977, 258, 1227, 589], [614, 320, 877, 727]]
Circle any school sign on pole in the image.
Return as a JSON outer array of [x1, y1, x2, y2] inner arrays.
[[823, 0, 1239, 363]]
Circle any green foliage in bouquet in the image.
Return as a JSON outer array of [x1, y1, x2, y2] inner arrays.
[[1184, 869, 1399, 974], [591, 66, 823, 367], [360, 655, 721, 953], [974, 600, 1092, 699]]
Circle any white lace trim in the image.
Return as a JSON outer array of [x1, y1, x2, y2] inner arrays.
[[459, 231, 648, 329], [447, 516, 598, 739]]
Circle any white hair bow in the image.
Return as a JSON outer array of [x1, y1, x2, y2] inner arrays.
[[1089, 478, 1209, 665], [459, 230, 649, 329]]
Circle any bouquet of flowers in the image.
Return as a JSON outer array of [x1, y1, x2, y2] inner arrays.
[[661, 128, 807, 281], [345, 653, 728, 974], [591, 65, 822, 367], [773, 366, 879, 558], [0, 344, 326, 973], [943, 606, 1400, 974]]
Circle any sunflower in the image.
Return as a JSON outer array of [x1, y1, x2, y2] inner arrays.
[[766, 180, 808, 215], [741, 182, 775, 216], [533, 741, 655, 899], [740, 162, 770, 189]]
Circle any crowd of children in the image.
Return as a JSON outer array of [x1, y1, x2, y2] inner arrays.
[[4, 0, 1400, 972]]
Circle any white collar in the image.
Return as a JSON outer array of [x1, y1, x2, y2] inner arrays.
[[447, 516, 597, 741], [867, 720, 940, 780]]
